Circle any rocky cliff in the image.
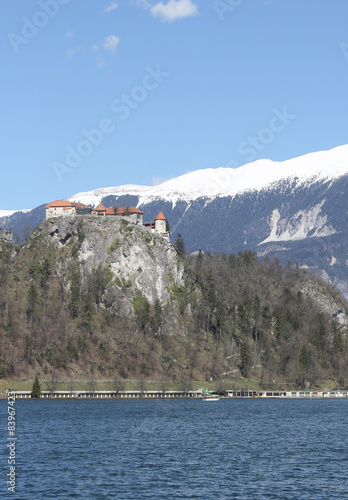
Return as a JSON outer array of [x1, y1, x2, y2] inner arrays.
[[38, 215, 185, 317]]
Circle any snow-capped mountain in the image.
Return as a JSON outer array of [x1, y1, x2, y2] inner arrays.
[[69, 144, 348, 207], [2, 144, 348, 299]]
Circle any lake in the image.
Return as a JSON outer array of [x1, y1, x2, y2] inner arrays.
[[1, 398, 348, 499]]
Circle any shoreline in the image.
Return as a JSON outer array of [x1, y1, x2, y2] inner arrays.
[[2, 389, 348, 400]]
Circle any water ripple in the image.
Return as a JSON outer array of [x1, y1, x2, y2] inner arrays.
[[1, 399, 348, 499]]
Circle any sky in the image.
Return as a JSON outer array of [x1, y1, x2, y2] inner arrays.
[[1, 0, 348, 210]]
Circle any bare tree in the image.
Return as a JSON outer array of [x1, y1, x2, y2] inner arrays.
[[68, 378, 75, 394], [138, 377, 147, 394], [159, 377, 169, 394], [21, 223, 31, 242], [46, 371, 60, 396], [113, 377, 125, 395], [179, 377, 193, 395], [87, 377, 97, 396]]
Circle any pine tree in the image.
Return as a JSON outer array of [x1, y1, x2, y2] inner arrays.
[[332, 319, 344, 354], [174, 233, 186, 258], [31, 375, 41, 398], [26, 283, 38, 324], [299, 345, 310, 388]]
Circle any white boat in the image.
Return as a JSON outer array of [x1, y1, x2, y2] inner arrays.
[[201, 389, 221, 401]]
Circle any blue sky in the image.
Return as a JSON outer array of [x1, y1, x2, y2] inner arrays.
[[1, 0, 348, 209]]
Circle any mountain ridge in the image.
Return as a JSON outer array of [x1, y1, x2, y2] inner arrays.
[[68, 144, 348, 207]]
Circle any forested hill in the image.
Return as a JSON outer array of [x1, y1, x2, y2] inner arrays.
[[0, 217, 347, 389]]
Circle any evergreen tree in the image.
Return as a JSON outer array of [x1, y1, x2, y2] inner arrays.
[[31, 375, 41, 398], [26, 283, 38, 324], [239, 339, 251, 377], [68, 262, 81, 318], [133, 293, 151, 332], [299, 345, 310, 388], [332, 319, 344, 354], [174, 233, 186, 258]]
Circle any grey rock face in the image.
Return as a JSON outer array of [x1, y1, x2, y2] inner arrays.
[[0, 229, 12, 244], [42, 215, 185, 307]]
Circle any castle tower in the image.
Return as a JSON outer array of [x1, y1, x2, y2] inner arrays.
[[155, 211, 167, 234]]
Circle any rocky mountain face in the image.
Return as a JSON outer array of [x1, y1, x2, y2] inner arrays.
[[41, 215, 184, 317]]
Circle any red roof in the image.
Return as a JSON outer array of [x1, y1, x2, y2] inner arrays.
[[105, 208, 116, 215], [155, 211, 166, 220], [46, 200, 72, 209], [115, 206, 143, 215], [95, 203, 106, 211], [129, 207, 143, 214], [71, 202, 91, 209]]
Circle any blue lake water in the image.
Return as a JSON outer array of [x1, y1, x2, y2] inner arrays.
[[1, 398, 348, 499]]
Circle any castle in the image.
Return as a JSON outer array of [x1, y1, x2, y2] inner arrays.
[[45, 200, 170, 240]]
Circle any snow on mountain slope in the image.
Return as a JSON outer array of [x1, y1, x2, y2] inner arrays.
[[0, 209, 31, 218], [69, 144, 348, 207]]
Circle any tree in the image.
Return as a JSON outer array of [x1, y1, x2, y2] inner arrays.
[[138, 377, 147, 394], [332, 319, 344, 354], [21, 223, 31, 242], [31, 375, 41, 398], [179, 377, 193, 394], [133, 293, 150, 332], [46, 371, 60, 396], [151, 299, 162, 334], [113, 377, 125, 395], [299, 345, 310, 388], [26, 283, 38, 324], [68, 262, 80, 318], [174, 233, 186, 258], [239, 339, 251, 378], [87, 377, 97, 396]]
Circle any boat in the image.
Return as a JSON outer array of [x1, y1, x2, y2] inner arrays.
[[201, 389, 221, 401]]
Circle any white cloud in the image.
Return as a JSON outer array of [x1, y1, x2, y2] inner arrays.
[[93, 35, 120, 53], [150, 0, 198, 22], [135, 0, 151, 8], [65, 47, 81, 61], [103, 35, 120, 52], [96, 56, 107, 69], [65, 31, 74, 38], [102, 2, 118, 13]]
